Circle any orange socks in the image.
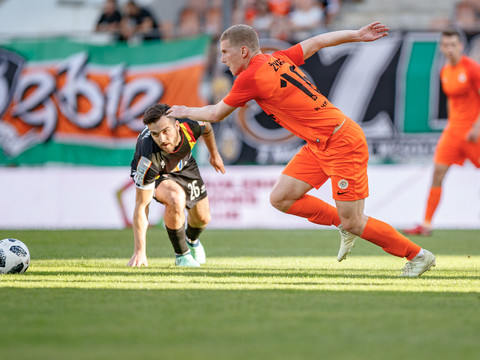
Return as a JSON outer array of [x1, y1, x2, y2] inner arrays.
[[361, 217, 421, 260], [425, 186, 442, 223], [287, 195, 341, 227], [287, 196, 421, 260]]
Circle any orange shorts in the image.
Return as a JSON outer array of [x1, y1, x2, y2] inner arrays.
[[434, 130, 480, 168], [282, 118, 369, 201]]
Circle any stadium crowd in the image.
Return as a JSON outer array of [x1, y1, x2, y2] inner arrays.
[[95, 0, 344, 43], [95, 0, 480, 43]]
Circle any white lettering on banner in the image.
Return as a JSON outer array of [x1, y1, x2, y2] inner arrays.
[[319, 34, 401, 137], [105, 64, 125, 130], [57, 52, 104, 129], [256, 143, 303, 165], [204, 176, 278, 224], [0, 72, 58, 157], [121, 77, 164, 132], [0, 51, 165, 155], [0, 60, 10, 114]]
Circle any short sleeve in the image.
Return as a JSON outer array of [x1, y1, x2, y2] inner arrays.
[[130, 134, 158, 190], [131, 155, 156, 190], [465, 57, 480, 90], [223, 70, 260, 107], [183, 120, 205, 139], [273, 44, 305, 67]]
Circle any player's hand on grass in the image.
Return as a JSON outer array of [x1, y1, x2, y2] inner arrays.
[[357, 21, 389, 42], [127, 252, 148, 267]]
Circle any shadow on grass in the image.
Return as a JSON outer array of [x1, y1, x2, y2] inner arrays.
[[15, 267, 480, 281]]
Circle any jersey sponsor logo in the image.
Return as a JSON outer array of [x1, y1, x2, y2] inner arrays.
[[134, 156, 152, 186], [172, 159, 186, 172]]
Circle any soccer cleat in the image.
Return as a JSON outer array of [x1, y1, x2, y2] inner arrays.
[[175, 253, 200, 267], [399, 250, 436, 277], [187, 239, 206, 264], [402, 225, 432, 237], [337, 226, 357, 262]]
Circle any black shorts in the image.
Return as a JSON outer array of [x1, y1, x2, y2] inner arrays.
[[154, 157, 207, 209]]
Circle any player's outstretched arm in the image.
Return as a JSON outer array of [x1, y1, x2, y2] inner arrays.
[[127, 187, 153, 267], [300, 21, 389, 60], [167, 100, 236, 123], [202, 122, 226, 174]]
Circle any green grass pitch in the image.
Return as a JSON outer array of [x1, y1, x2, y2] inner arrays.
[[0, 228, 479, 360]]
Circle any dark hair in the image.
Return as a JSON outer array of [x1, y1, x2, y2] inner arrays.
[[143, 103, 173, 125], [442, 28, 462, 39]]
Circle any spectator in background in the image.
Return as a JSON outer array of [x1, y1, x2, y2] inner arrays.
[[322, 0, 341, 28], [177, 6, 202, 38], [455, 0, 480, 32], [289, 0, 326, 42], [120, 0, 161, 42], [245, 0, 275, 39], [268, 0, 292, 16], [95, 0, 122, 38], [204, 5, 223, 39]]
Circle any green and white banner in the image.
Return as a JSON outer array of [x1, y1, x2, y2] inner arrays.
[[0, 36, 211, 166], [1, 31, 479, 166]]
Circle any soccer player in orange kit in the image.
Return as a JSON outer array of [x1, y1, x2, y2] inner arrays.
[[167, 21, 436, 276], [404, 29, 480, 236]]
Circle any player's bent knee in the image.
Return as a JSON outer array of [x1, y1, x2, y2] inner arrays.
[[339, 217, 364, 235], [269, 191, 289, 211], [198, 211, 212, 226], [163, 191, 186, 210], [269, 195, 284, 211]]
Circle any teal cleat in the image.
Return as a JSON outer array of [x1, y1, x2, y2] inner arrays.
[[187, 240, 206, 264], [175, 253, 200, 267]]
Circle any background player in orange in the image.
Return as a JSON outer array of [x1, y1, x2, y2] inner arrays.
[[404, 29, 480, 236], [167, 22, 436, 276]]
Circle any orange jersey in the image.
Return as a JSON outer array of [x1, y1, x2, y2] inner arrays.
[[223, 44, 346, 149], [440, 55, 480, 135]]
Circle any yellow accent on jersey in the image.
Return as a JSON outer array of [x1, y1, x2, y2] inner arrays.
[[180, 123, 197, 150]]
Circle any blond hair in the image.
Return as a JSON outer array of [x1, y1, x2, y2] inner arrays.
[[220, 24, 260, 53]]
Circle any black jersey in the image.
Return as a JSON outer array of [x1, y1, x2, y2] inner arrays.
[[130, 120, 205, 190]]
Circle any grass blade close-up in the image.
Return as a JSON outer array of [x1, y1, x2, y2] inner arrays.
[[0, 229, 479, 360]]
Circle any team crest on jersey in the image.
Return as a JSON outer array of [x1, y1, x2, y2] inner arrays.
[[458, 72, 467, 83], [338, 179, 349, 190]]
